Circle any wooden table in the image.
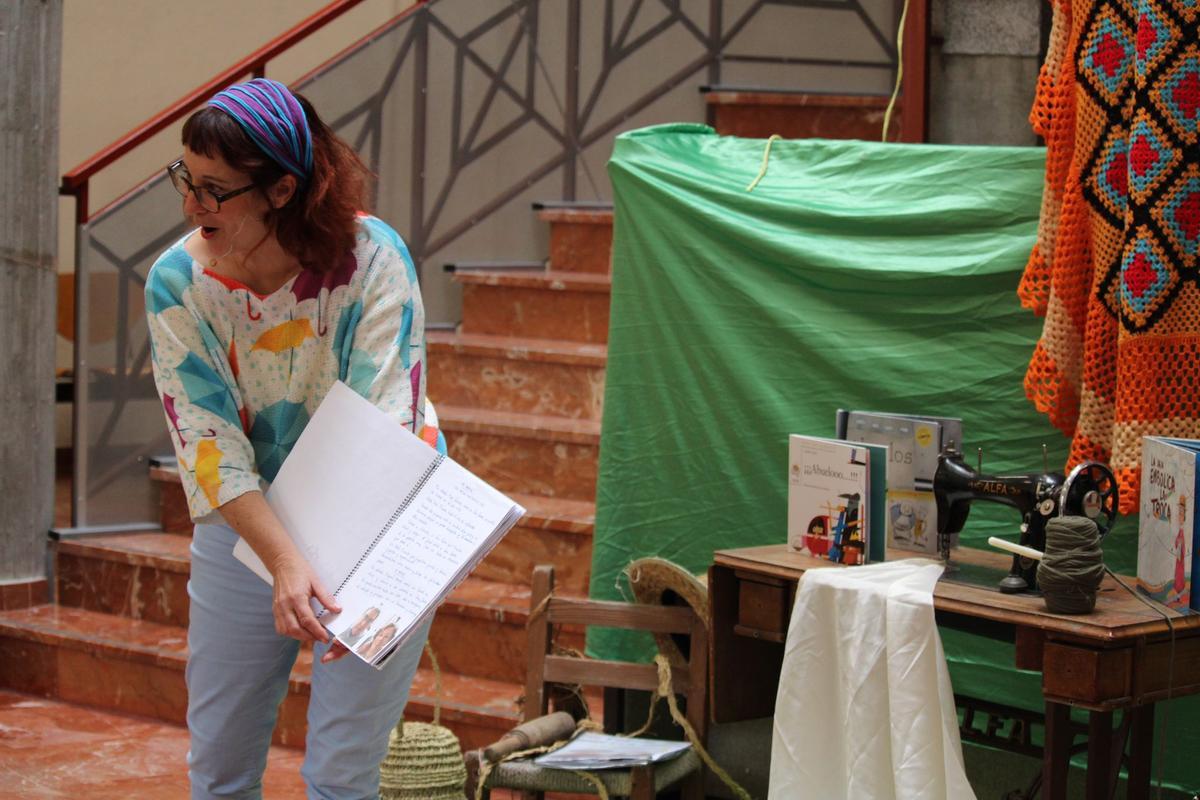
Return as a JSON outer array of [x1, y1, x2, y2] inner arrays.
[[709, 544, 1200, 799]]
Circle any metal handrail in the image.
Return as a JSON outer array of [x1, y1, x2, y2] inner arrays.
[[64, 0, 927, 532], [58, 0, 426, 225]]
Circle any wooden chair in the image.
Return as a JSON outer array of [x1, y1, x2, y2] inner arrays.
[[466, 564, 709, 800]]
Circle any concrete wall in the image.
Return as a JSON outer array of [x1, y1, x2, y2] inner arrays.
[[1, 0, 61, 579], [928, 0, 1044, 145]]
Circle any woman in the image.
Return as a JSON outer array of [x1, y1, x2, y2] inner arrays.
[[145, 78, 435, 800], [356, 622, 400, 662]]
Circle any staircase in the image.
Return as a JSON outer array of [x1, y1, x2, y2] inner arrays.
[[0, 93, 898, 790]]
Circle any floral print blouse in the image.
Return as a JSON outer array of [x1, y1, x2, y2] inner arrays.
[[145, 215, 427, 522]]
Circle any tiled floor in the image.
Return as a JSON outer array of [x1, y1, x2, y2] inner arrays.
[[0, 690, 536, 799], [0, 690, 306, 799]]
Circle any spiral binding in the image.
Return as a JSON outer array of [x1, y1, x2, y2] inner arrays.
[[332, 453, 446, 598]]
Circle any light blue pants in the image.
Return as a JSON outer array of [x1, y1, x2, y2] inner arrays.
[[187, 522, 430, 800]]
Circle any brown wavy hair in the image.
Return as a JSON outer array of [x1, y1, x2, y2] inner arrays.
[[181, 93, 373, 273]]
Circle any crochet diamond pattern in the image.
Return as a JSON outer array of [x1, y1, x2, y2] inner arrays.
[[1021, 0, 1200, 513]]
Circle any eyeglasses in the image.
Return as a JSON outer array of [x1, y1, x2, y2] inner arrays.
[[166, 159, 256, 213]]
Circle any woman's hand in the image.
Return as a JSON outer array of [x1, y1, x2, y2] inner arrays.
[[216, 491, 345, 649], [270, 554, 341, 644], [321, 641, 351, 664]]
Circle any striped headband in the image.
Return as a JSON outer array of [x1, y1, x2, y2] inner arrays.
[[208, 78, 314, 181]]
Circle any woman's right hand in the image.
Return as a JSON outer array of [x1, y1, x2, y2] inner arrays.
[[270, 555, 341, 644]]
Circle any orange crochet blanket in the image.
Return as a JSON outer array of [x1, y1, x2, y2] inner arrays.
[[1021, 0, 1200, 512]]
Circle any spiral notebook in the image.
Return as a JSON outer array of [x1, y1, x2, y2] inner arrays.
[[233, 381, 526, 667]]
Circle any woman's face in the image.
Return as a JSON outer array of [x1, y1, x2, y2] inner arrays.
[[351, 607, 379, 636], [179, 147, 274, 259]]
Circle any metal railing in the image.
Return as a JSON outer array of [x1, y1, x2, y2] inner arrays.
[[59, 0, 925, 531]]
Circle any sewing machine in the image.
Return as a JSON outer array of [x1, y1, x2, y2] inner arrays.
[[933, 445, 1118, 593]]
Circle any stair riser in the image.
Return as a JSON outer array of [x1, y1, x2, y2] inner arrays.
[[444, 430, 597, 502], [461, 284, 609, 344], [0, 634, 308, 745], [712, 104, 890, 140], [0, 632, 510, 751], [428, 350, 605, 421], [53, 536, 588, 669], [428, 612, 584, 685], [474, 525, 591, 594], [548, 220, 613, 274], [162, 486, 192, 533], [56, 551, 190, 627]]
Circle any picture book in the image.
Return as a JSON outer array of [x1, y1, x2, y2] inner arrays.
[[835, 409, 963, 488], [788, 435, 887, 564], [234, 382, 527, 667], [835, 410, 955, 555], [1137, 436, 1200, 612]]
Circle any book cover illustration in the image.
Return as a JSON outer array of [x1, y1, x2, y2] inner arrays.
[[1137, 437, 1199, 611], [789, 436, 871, 565], [835, 409, 962, 487], [887, 490, 938, 555], [841, 412, 940, 490]]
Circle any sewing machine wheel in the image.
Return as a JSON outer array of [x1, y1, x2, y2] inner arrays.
[[1061, 462, 1118, 538]]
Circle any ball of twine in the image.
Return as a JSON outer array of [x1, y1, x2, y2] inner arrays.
[[1036, 516, 1105, 614]]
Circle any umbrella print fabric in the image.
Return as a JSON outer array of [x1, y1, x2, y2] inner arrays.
[[175, 353, 240, 426], [194, 439, 224, 508], [249, 400, 310, 482], [290, 252, 358, 304], [251, 319, 316, 353]]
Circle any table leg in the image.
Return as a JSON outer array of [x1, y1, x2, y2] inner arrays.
[[1085, 709, 1114, 799], [1126, 704, 1155, 800], [1043, 701, 1072, 800]]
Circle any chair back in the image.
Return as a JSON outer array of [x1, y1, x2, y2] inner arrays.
[[524, 564, 708, 744]]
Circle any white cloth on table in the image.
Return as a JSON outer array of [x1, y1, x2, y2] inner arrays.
[[768, 560, 976, 800]]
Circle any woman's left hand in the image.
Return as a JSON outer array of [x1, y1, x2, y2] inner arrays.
[[321, 640, 351, 663]]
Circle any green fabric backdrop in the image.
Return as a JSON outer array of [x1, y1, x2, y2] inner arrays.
[[590, 124, 1197, 791]]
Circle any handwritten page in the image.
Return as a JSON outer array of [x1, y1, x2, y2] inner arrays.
[[333, 461, 521, 645]]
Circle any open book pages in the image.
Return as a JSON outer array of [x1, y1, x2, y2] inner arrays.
[[532, 732, 692, 770], [233, 381, 525, 667]]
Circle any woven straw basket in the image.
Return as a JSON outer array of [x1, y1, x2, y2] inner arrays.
[[379, 718, 466, 800]]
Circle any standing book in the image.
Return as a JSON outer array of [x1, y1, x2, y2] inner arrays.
[[234, 381, 526, 666], [1137, 436, 1200, 612], [836, 410, 947, 555], [787, 435, 887, 564]]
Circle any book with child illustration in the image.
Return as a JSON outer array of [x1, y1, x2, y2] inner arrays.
[[787, 434, 886, 565], [1137, 436, 1200, 612], [234, 381, 526, 667]]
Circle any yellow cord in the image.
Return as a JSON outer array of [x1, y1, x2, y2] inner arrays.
[[882, 0, 911, 141], [745, 134, 783, 192]]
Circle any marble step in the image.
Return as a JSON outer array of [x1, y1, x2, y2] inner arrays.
[[437, 405, 601, 503], [427, 331, 607, 421], [456, 270, 611, 344], [144, 473, 595, 594], [472, 492, 594, 595], [702, 87, 896, 141], [52, 532, 583, 684], [0, 604, 521, 752], [535, 205, 614, 275]]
